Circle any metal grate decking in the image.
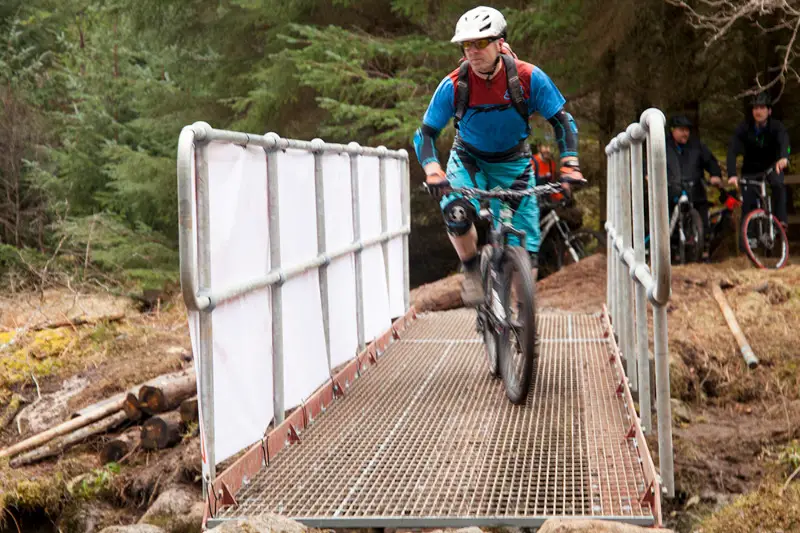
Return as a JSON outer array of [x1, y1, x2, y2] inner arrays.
[[211, 309, 655, 528]]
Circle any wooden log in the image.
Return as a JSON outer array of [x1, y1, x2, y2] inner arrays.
[[141, 411, 183, 450], [0, 399, 125, 460], [100, 427, 141, 464], [1, 394, 28, 431], [712, 282, 759, 369], [179, 397, 198, 426], [70, 391, 127, 419], [9, 411, 128, 467], [0, 368, 191, 459], [139, 372, 197, 415]]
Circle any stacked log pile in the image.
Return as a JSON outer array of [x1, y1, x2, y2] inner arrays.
[[0, 369, 199, 467]]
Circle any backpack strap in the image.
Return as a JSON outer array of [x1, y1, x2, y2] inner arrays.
[[453, 60, 471, 130], [453, 54, 529, 131], [501, 53, 529, 126]]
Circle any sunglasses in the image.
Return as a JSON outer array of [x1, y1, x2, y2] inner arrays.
[[460, 38, 498, 51]]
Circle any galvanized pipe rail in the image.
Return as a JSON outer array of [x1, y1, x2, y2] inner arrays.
[[604, 108, 674, 497], [177, 122, 411, 493]]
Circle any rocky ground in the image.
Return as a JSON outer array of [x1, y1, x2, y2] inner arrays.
[[1, 254, 799, 533]]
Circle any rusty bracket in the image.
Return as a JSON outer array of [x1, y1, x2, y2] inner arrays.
[[287, 424, 301, 444], [616, 379, 626, 396], [332, 379, 346, 399], [626, 424, 636, 440], [392, 326, 401, 340], [368, 348, 378, 365], [219, 481, 238, 509], [260, 436, 270, 467]]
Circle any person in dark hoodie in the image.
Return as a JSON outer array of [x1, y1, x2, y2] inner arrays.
[[665, 115, 722, 238], [726, 91, 791, 228]]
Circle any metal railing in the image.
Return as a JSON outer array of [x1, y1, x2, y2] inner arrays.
[[177, 122, 411, 491], [605, 108, 674, 497]]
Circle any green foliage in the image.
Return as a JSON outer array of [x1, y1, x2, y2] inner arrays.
[[1, 0, 798, 292], [69, 464, 120, 501]]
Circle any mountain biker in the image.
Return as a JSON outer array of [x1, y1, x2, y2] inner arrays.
[[532, 140, 557, 185], [726, 92, 791, 229], [666, 115, 722, 241], [413, 6, 585, 305]]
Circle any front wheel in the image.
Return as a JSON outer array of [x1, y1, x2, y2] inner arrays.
[[742, 209, 789, 269], [479, 245, 500, 378], [683, 209, 704, 263], [498, 246, 537, 405]]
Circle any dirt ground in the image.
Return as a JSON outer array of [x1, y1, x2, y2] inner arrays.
[[0, 291, 197, 530], [1, 255, 799, 532]]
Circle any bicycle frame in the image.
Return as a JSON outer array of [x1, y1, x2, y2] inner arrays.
[[539, 202, 582, 264]]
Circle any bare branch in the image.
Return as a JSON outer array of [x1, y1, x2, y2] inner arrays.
[[668, 0, 800, 96]]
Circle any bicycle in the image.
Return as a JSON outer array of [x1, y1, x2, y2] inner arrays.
[[425, 178, 576, 404], [738, 167, 789, 269], [668, 181, 704, 264], [537, 186, 606, 278]]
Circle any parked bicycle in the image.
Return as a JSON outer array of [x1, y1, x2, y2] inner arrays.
[[537, 186, 606, 279], [739, 167, 789, 269], [669, 181, 704, 264]]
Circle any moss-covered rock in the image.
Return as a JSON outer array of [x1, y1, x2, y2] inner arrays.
[[698, 483, 800, 533]]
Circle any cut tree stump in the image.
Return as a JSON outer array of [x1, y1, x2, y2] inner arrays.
[[179, 397, 198, 426], [141, 411, 183, 450], [100, 426, 142, 464], [138, 372, 196, 415], [123, 392, 144, 421]]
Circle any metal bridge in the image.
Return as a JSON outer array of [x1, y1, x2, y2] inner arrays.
[[177, 110, 675, 531]]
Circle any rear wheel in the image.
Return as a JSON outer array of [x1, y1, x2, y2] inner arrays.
[[537, 233, 562, 279], [562, 229, 606, 266], [498, 246, 537, 405], [742, 209, 789, 269]]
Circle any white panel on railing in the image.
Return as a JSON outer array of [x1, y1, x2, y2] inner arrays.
[[357, 156, 391, 341], [205, 142, 274, 463], [277, 149, 330, 408], [322, 152, 359, 369], [385, 158, 405, 318]]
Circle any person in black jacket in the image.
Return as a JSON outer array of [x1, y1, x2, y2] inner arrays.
[[726, 92, 791, 226], [666, 115, 722, 237]]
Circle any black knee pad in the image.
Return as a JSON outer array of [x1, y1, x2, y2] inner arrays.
[[442, 197, 474, 236], [528, 251, 538, 269]]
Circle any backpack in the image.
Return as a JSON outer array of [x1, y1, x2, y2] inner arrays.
[[453, 53, 529, 131]]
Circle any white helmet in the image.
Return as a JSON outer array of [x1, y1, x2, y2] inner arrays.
[[451, 6, 507, 43]]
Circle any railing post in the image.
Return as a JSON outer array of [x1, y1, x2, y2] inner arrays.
[[628, 125, 652, 433], [618, 134, 637, 392], [606, 150, 613, 320], [378, 147, 390, 300], [266, 132, 285, 425], [399, 151, 411, 310], [349, 142, 366, 351], [195, 136, 216, 495], [312, 139, 332, 372], [642, 109, 674, 497]]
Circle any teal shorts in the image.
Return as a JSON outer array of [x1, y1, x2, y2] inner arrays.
[[440, 148, 541, 252]]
